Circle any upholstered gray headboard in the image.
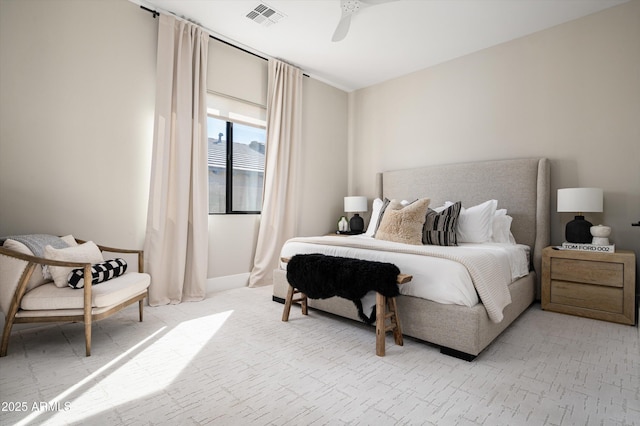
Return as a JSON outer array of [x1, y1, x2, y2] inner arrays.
[[376, 158, 550, 296]]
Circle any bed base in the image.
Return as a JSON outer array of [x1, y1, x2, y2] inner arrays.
[[440, 347, 477, 362], [272, 293, 477, 361], [273, 268, 536, 359]]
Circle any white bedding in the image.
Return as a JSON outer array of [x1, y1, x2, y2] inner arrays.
[[280, 235, 530, 309]]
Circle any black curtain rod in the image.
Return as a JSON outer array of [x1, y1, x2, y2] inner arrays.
[[140, 5, 268, 62], [140, 5, 309, 77], [140, 5, 159, 18]]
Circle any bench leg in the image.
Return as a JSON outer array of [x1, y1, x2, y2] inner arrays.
[[388, 297, 403, 346], [300, 292, 308, 316], [376, 293, 386, 356], [376, 294, 403, 356], [282, 285, 308, 322], [282, 285, 295, 322]]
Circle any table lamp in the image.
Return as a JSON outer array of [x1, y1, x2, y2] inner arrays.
[[557, 188, 603, 243], [344, 196, 367, 234]]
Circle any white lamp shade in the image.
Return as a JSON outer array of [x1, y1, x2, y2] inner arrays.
[[344, 196, 367, 213], [557, 188, 603, 213]]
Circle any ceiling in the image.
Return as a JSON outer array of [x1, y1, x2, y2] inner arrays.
[[132, 0, 628, 92]]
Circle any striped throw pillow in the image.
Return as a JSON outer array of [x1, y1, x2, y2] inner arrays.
[[423, 201, 461, 246]]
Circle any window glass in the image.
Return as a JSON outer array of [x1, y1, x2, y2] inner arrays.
[[207, 114, 266, 214], [231, 122, 266, 212]]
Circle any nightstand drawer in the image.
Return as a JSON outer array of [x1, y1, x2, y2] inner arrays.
[[550, 258, 623, 287], [542, 247, 636, 325], [550, 280, 623, 313]]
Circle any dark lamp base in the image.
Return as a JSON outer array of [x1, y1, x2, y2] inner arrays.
[[349, 214, 364, 233], [565, 215, 593, 243]]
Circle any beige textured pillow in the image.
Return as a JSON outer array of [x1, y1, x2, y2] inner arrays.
[[375, 198, 431, 245], [44, 241, 104, 288]]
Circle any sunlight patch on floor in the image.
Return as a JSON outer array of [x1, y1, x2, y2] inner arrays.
[[17, 310, 233, 425]]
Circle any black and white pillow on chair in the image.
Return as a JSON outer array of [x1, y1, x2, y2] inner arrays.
[[67, 258, 128, 289]]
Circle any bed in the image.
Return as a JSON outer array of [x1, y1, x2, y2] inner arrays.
[[272, 157, 550, 360]]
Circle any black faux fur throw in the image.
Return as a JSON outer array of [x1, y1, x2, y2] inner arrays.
[[286, 254, 401, 324]]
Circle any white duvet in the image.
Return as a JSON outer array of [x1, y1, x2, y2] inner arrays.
[[280, 235, 530, 309]]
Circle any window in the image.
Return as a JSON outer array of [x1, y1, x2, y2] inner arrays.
[[207, 115, 266, 214]]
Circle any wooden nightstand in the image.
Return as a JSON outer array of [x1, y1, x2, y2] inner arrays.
[[542, 246, 636, 325]]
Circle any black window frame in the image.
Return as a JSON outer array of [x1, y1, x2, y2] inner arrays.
[[208, 117, 265, 215]]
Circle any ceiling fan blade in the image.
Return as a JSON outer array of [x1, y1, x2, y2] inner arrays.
[[332, 14, 352, 42], [331, 0, 396, 42]]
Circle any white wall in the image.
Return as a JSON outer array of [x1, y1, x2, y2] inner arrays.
[[349, 1, 640, 265], [0, 0, 156, 249], [298, 77, 349, 237]]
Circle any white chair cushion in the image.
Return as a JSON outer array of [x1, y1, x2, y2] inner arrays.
[[20, 272, 150, 311]]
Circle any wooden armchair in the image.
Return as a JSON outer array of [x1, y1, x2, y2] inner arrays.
[[0, 237, 150, 357]]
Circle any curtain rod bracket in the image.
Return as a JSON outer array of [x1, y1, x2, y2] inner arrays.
[[140, 5, 159, 18]]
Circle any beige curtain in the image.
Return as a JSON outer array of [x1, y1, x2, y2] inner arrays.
[[249, 59, 303, 287], [144, 14, 209, 305]]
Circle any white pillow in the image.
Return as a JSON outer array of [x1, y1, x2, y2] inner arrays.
[[491, 214, 514, 243], [451, 199, 498, 243], [42, 234, 78, 279], [44, 241, 104, 288], [365, 198, 384, 237], [491, 209, 517, 244]]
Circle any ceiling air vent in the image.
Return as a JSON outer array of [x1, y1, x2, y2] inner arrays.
[[246, 3, 285, 27]]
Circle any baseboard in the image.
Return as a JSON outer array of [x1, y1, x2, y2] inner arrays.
[[206, 273, 249, 294]]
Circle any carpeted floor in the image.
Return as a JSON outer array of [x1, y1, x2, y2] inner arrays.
[[0, 285, 638, 425]]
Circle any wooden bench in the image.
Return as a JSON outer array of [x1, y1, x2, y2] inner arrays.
[[280, 257, 412, 356]]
